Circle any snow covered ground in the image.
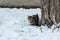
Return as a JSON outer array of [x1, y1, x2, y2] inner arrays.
[[0, 8, 60, 40]]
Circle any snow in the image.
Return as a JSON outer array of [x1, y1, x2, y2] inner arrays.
[[0, 8, 60, 40]]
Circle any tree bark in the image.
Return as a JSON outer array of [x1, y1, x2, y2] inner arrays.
[[40, 0, 60, 28]]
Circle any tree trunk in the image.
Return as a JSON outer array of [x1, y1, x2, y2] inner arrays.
[[40, 0, 60, 28]]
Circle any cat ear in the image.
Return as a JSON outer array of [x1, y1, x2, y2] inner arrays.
[[36, 14, 38, 15]]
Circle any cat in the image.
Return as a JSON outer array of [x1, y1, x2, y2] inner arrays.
[[28, 14, 39, 26]]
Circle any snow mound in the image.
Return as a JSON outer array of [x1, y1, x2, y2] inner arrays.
[[0, 8, 60, 40]]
